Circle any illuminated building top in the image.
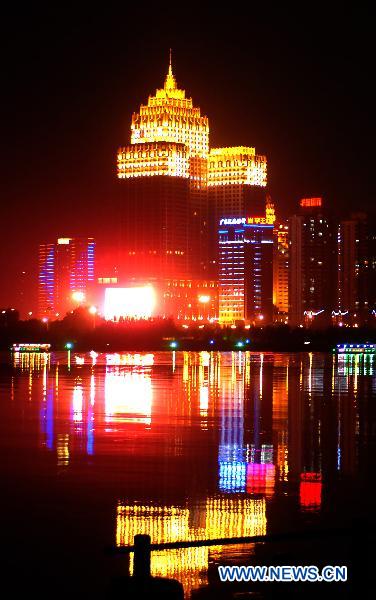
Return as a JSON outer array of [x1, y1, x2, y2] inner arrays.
[[118, 58, 268, 189], [208, 146, 267, 187], [117, 142, 189, 179], [265, 198, 276, 224], [129, 55, 209, 159]]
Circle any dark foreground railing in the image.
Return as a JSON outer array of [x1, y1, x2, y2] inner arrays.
[[112, 525, 351, 555]]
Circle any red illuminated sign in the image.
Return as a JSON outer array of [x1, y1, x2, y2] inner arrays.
[[300, 197, 322, 208]]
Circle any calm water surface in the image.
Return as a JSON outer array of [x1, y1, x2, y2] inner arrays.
[[0, 351, 375, 597]]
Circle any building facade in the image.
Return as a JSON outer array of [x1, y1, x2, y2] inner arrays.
[[117, 58, 269, 295], [273, 222, 289, 321], [117, 58, 209, 280], [289, 198, 335, 326], [207, 146, 267, 277], [337, 213, 376, 325], [38, 237, 95, 318], [218, 212, 274, 325]]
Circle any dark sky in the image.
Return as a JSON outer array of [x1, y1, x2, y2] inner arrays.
[[0, 6, 374, 311]]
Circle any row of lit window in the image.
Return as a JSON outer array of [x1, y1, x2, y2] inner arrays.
[[119, 150, 187, 160], [133, 116, 208, 130], [98, 277, 118, 284]]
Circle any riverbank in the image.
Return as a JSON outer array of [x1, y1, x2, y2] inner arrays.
[[1, 313, 375, 352]]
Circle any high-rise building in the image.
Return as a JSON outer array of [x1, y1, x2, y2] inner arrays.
[[207, 146, 267, 276], [273, 222, 289, 321], [289, 198, 335, 326], [218, 210, 274, 325], [38, 237, 95, 318], [117, 56, 209, 280], [117, 59, 269, 283], [337, 213, 376, 324]]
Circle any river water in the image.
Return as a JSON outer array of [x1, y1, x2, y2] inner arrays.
[[0, 351, 374, 597]]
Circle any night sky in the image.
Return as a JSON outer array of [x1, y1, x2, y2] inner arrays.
[[1, 7, 374, 312]]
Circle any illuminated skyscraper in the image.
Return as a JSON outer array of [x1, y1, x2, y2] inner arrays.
[[337, 213, 376, 325], [117, 55, 209, 279], [117, 57, 269, 286], [273, 221, 289, 321], [289, 198, 335, 326], [38, 237, 95, 318], [208, 146, 268, 276], [218, 209, 274, 325]]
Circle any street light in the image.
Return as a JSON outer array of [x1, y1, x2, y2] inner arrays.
[[65, 342, 73, 370], [72, 291, 85, 303], [88, 305, 97, 328]]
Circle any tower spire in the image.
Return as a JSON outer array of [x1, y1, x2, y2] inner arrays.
[[164, 48, 176, 91]]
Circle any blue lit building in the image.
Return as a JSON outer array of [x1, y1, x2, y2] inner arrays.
[[218, 216, 274, 324], [38, 237, 95, 318]]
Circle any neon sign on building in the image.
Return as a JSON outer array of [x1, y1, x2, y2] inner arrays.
[[219, 215, 275, 226], [300, 197, 322, 208]]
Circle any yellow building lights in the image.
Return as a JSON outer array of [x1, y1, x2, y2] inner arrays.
[[116, 496, 266, 596], [265, 198, 276, 224], [117, 57, 268, 192], [208, 146, 267, 187], [129, 57, 209, 160], [117, 142, 189, 179]]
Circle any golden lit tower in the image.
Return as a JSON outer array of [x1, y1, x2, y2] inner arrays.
[[273, 221, 289, 321], [116, 56, 270, 298], [117, 54, 210, 279], [128, 57, 209, 158]]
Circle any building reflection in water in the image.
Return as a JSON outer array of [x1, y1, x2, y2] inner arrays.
[[87, 374, 95, 456], [218, 353, 247, 493], [13, 349, 372, 597], [299, 473, 322, 511], [104, 369, 152, 425], [116, 496, 266, 593]]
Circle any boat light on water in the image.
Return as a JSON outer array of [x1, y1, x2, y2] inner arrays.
[[335, 343, 375, 354], [12, 343, 51, 353]]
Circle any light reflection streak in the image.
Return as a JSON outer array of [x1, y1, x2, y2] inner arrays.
[[116, 496, 266, 596], [13, 351, 50, 372], [105, 369, 152, 425], [57, 433, 69, 466], [72, 382, 83, 422], [218, 355, 246, 493], [299, 473, 322, 512], [199, 386, 209, 419], [106, 353, 154, 366], [10, 349, 371, 593]]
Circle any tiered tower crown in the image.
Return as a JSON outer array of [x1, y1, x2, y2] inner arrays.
[[130, 54, 209, 158]]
